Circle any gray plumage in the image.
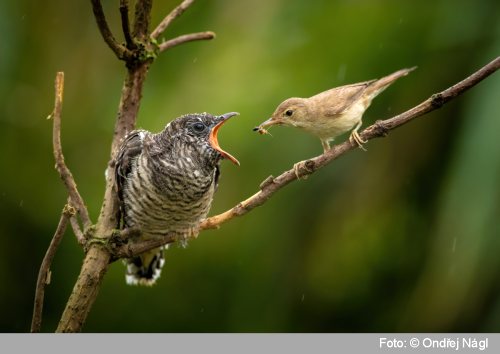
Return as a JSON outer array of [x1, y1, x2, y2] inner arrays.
[[115, 112, 238, 286]]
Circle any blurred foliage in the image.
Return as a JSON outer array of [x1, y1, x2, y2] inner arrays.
[[0, 0, 499, 332]]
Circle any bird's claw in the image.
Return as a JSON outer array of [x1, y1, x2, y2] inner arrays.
[[293, 160, 314, 180], [349, 131, 367, 151], [294, 162, 306, 180]]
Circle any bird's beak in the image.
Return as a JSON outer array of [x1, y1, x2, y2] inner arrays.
[[252, 117, 282, 132], [209, 112, 240, 166]]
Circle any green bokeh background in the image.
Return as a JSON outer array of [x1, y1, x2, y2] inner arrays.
[[1, 0, 499, 332]]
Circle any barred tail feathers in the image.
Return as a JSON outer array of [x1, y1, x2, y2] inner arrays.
[[125, 246, 167, 286]]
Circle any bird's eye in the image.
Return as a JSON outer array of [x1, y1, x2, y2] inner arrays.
[[192, 122, 206, 132], [285, 109, 294, 117]]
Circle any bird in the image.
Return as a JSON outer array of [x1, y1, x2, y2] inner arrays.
[[254, 67, 415, 152], [115, 112, 239, 286]]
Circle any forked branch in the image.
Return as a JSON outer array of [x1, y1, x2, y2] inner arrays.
[[90, 0, 132, 59], [150, 0, 195, 40], [33, 72, 89, 332], [51, 72, 92, 231], [150, 0, 214, 52], [50, 0, 217, 333]]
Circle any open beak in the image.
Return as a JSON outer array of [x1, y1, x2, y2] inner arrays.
[[252, 117, 282, 132], [209, 112, 240, 166]]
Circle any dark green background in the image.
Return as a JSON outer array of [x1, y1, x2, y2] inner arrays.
[[1, 0, 499, 332]]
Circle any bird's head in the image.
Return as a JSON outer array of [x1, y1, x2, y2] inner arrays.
[[253, 97, 309, 133], [163, 112, 240, 166]]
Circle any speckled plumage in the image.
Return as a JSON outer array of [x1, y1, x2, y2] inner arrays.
[[115, 112, 237, 286]]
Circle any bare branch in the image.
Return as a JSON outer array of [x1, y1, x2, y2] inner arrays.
[[119, 0, 135, 49], [365, 56, 500, 132], [51, 72, 92, 230], [200, 56, 500, 230], [90, 0, 132, 59], [132, 0, 153, 40], [158, 31, 215, 52], [151, 0, 195, 40], [31, 204, 76, 333], [69, 216, 85, 246], [56, 246, 111, 332], [114, 234, 175, 259]]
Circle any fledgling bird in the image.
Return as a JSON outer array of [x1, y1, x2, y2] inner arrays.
[[254, 67, 415, 152], [115, 112, 239, 286]]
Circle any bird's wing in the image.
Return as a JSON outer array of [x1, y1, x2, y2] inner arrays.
[[115, 130, 147, 225], [317, 80, 376, 117]]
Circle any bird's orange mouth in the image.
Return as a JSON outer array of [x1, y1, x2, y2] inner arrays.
[[209, 112, 240, 166]]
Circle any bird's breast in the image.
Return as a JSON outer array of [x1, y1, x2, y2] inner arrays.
[[123, 154, 216, 237], [308, 101, 367, 140]]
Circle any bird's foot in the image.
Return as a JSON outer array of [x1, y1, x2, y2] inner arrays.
[[173, 227, 200, 248], [349, 130, 367, 151], [187, 226, 200, 240], [293, 160, 315, 180]]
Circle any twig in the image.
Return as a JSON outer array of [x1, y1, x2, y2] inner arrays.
[[51, 72, 92, 230], [119, 0, 135, 49], [70, 216, 85, 246], [132, 0, 153, 40], [114, 233, 175, 258], [200, 56, 500, 230], [150, 0, 195, 40], [31, 204, 76, 333], [158, 31, 215, 52], [364, 56, 500, 132], [90, 0, 132, 59]]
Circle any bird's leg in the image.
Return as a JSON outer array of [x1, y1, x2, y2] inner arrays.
[[187, 226, 200, 240], [294, 140, 328, 180], [321, 139, 331, 154], [293, 161, 308, 180], [170, 226, 200, 248], [293, 159, 316, 180], [349, 121, 367, 151]]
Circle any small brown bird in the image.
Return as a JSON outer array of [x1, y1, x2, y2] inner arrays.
[[254, 67, 415, 152]]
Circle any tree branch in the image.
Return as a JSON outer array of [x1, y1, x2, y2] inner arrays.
[[51, 72, 92, 230], [109, 57, 500, 258], [150, 0, 195, 40], [31, 204, 76, 333], [69, 215, 85, 246], [199, 56, 500, 229], [119, 0, 135, 50], [158, 31, 215, 52], [132, 0, 153, 40], [55, 0, 221, 333], [90, 0, 132, 59]]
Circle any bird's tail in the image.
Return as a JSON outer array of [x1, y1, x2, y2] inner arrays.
[[125, 246, 166, 286], [365, 66, 417, 100]]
